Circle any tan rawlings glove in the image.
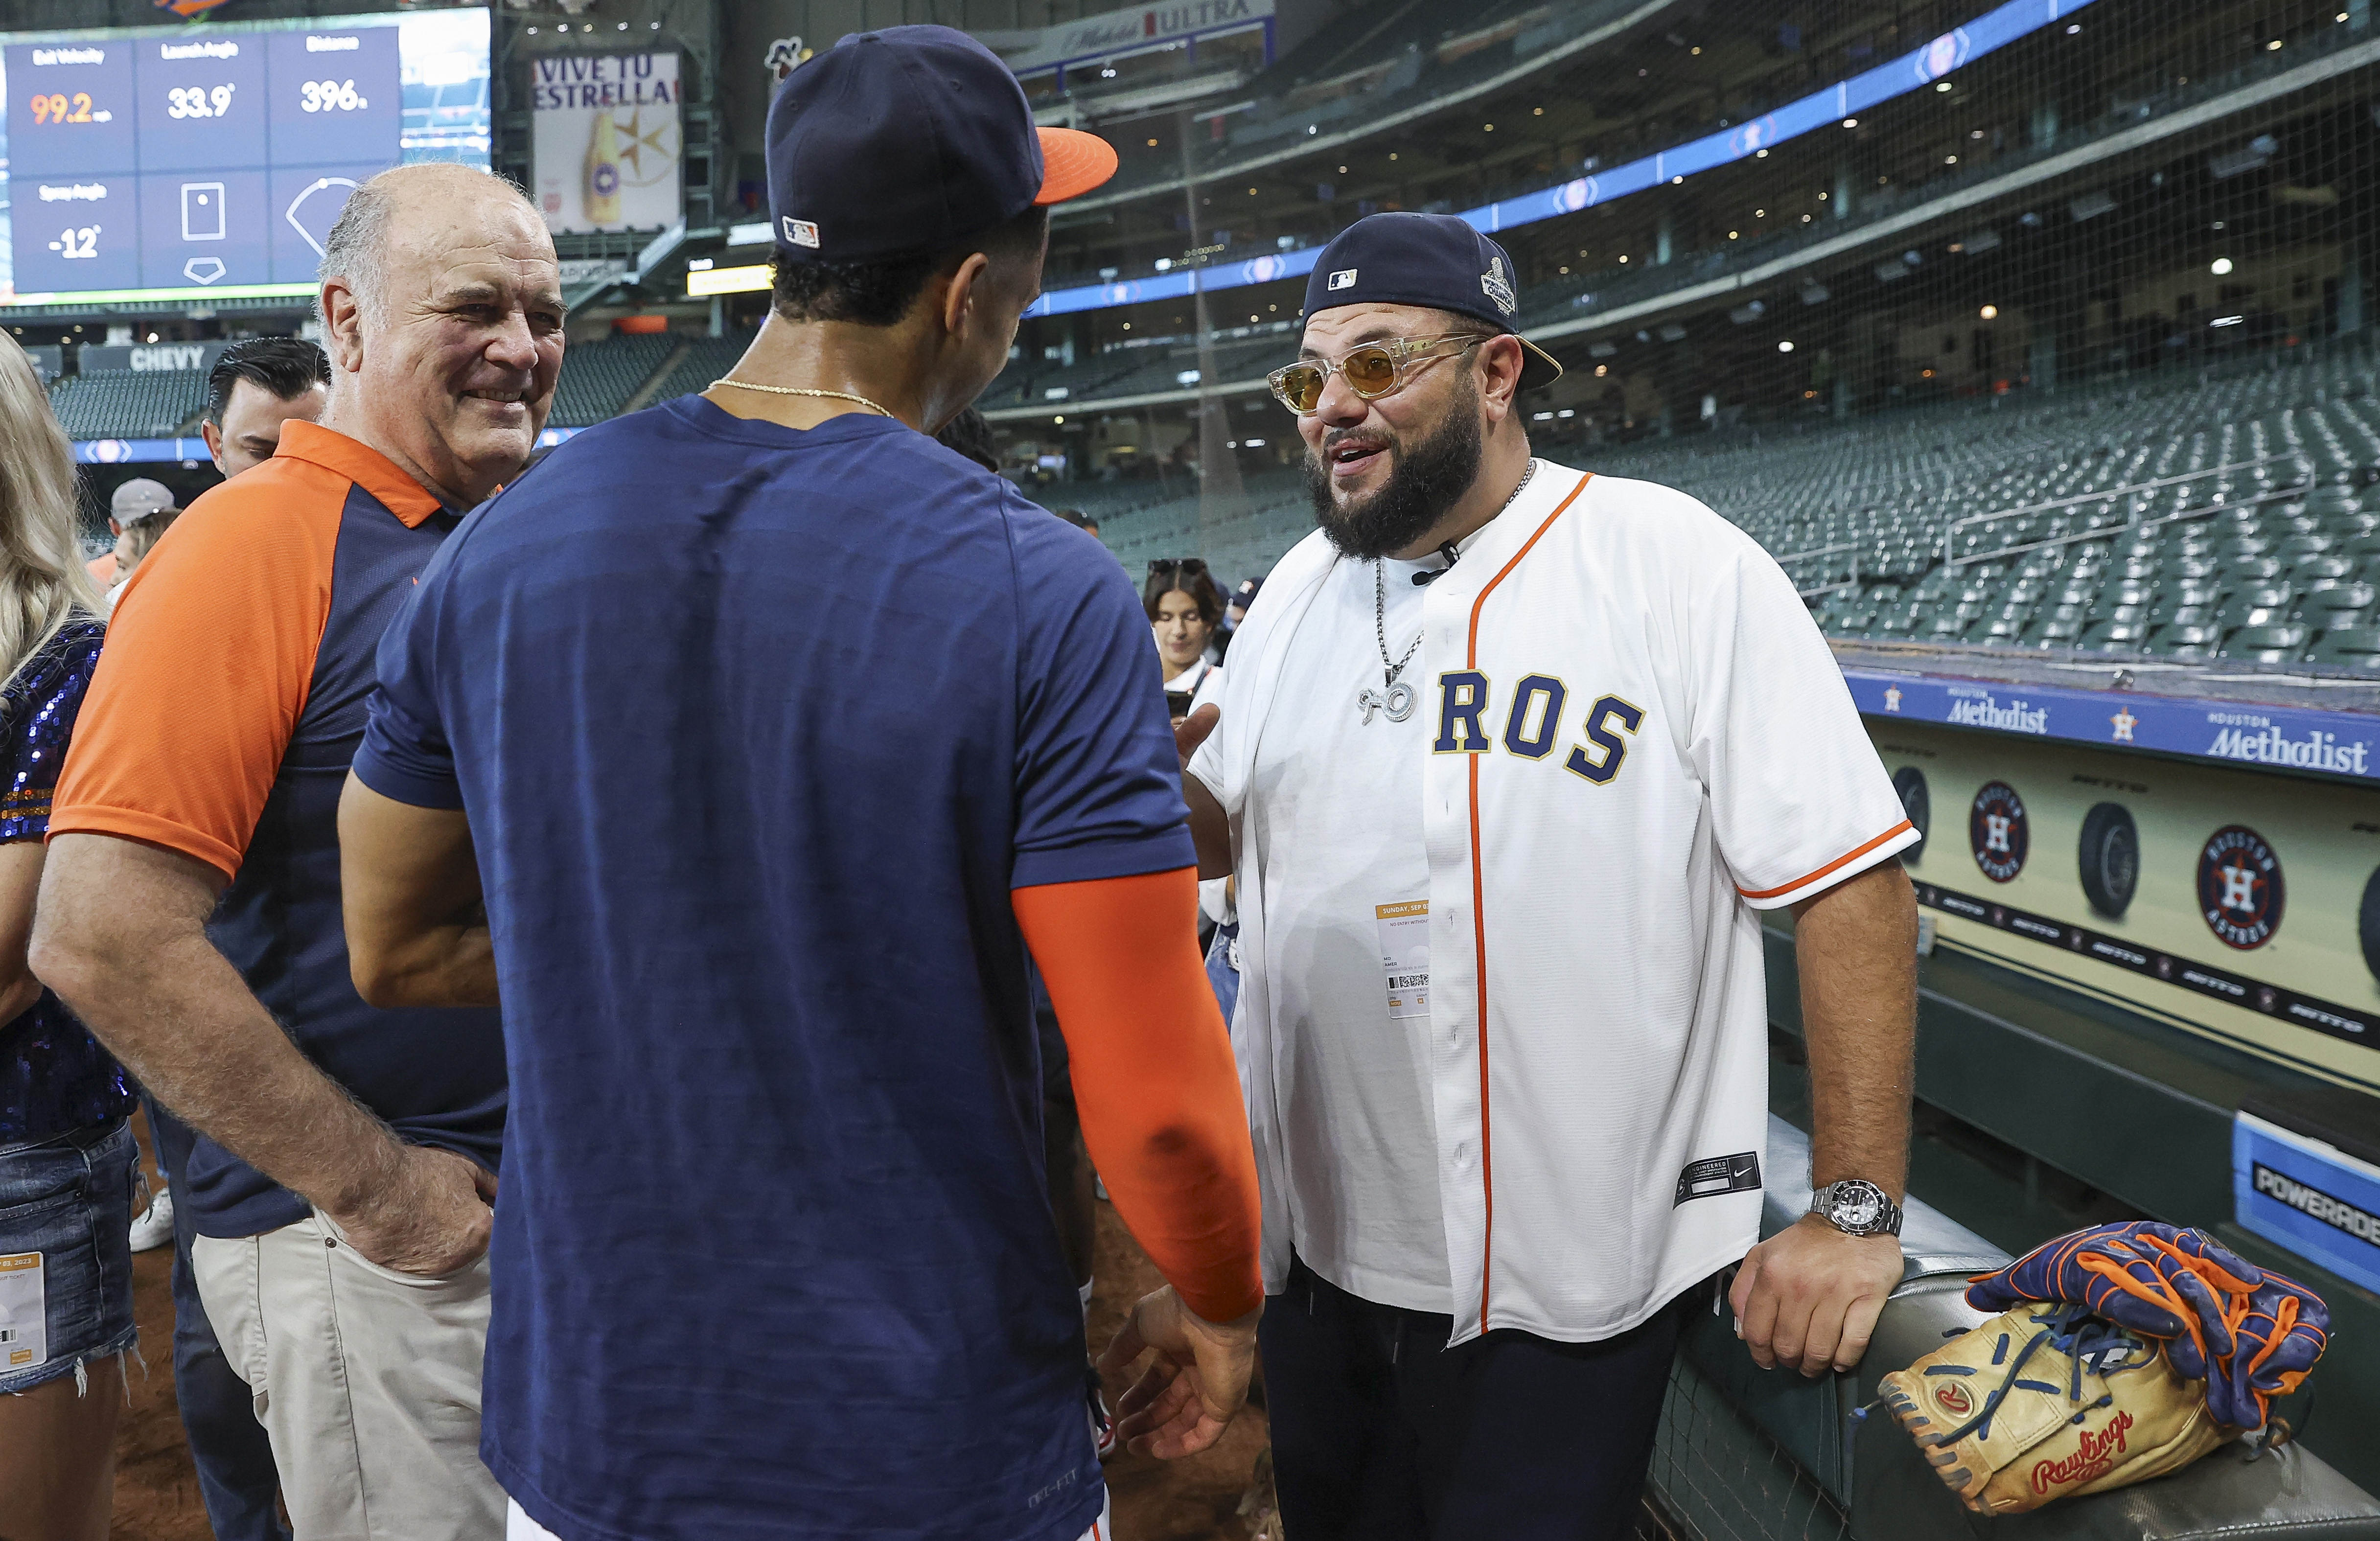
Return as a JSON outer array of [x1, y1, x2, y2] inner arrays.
[[1877, 1302, 2227, 1515]]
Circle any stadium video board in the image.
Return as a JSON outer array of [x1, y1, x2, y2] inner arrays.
[[0, 7, 489, 306]]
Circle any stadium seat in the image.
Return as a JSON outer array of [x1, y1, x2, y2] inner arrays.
[[48, 369, 207, 438], [2220, 623, 2311, 661], [2306, 625, 2380, 667], [547, 333, 680, 428], [2144, 622, 2221, 659], [2218, 584, 2294, 628], [2077, 618, 2149, 651]]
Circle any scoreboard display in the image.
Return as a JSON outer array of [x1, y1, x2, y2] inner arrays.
[[0, 9, 488, 303]]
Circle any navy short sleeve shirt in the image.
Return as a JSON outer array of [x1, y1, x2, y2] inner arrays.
[[353, 395, 1190, 1541]]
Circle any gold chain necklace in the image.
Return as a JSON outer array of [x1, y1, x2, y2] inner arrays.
[[710, 377, 899, 418]]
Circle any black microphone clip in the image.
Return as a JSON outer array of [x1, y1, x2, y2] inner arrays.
[[1412, 541, 1462, 585]]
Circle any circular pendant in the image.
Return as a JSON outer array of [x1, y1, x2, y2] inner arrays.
[[1383, 680, 1417, 722]]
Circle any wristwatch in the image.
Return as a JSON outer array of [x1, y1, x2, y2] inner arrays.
[[1810, 1178, 1903, 1238]]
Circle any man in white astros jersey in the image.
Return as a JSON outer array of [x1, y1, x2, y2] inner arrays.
[[1180, 212, 1922, 1541]]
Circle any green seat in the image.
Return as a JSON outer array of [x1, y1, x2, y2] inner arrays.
[[2218, 585, 2294, 628], [2307, 625, 2380, 667], [2078, 619, 2149, 652], [2220, 623, 2311, 662]]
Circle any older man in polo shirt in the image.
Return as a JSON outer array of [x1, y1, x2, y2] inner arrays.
[[33, 162, 561, 1541]]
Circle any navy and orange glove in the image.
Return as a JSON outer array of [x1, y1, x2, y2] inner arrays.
[[1967, 1221, 2327, 1432], [2207, 1271, 2328, 1432], [1966, 1220, 2255, 1374]]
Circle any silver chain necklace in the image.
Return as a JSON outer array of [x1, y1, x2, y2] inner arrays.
[[1357, 461, 1536, 725]]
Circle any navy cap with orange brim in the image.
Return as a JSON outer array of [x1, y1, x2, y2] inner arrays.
[[1037, 127, 1118, 205], [768, 25, 1117, 265]]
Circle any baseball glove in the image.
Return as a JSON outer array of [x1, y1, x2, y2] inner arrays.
[[1877, 1302, 2226, 1516], [1965, 1220, 2329, 1433]]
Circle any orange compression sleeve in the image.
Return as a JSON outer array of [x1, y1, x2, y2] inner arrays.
[[1014, 866, 1263, 1324]]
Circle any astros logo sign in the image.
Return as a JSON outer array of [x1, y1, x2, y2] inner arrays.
[[1968, 781, 2027, 883], [2197, 826, 2284, 949]]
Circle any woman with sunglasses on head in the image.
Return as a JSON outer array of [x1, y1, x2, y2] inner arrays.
[[1145, 557, 1225, 724]]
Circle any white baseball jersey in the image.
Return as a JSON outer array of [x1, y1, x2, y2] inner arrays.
[[1191, 460, 1915, 1346]]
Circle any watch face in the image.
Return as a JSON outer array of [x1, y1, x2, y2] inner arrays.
[[1833, 1183, 1883, 1229]]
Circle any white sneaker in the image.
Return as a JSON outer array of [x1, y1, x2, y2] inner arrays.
[[129, 1186, 175, 1253]]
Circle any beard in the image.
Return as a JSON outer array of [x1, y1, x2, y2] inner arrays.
[[1303, 381, 1485, 560]]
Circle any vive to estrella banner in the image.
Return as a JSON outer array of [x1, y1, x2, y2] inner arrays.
[[530, 51, 680, 235]]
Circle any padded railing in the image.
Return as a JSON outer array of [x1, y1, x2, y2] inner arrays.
[[1643, 1115, 2380, 1541]]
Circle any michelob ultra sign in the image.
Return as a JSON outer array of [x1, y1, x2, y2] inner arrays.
[[531, 51, 681, 235]]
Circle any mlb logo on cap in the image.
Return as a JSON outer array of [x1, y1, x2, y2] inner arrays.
[[1328, 268, 1359, 290], [782, 217, 821, 250]]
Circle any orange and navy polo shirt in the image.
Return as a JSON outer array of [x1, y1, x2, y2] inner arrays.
[[51, 419, 506, 1240]]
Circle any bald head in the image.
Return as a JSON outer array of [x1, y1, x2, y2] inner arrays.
[[321, 163, 545, 327], [316, 163, 564, 506]]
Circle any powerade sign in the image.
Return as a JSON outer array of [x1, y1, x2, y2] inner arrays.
[[2235, 1112, 2380, 1295], [1847, 669, 2380, 784]]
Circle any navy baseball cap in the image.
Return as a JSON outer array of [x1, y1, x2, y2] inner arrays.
[[1302, 212, 1563, 390], [768, 25, 1117, 264]]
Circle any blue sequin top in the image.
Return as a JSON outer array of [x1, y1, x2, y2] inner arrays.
[[0, 616, 132, 1147]]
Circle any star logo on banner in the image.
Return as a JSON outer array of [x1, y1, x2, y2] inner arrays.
[[1884, 685, 1902, 713], [2111, 708, 2136, 742]]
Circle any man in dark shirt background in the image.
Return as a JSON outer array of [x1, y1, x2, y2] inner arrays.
[[203, 337, 332, 479]]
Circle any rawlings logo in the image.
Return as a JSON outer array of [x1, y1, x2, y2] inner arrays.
[[2031, 1410, 2133, 1494], [1932, 1381, 1971, 1416]]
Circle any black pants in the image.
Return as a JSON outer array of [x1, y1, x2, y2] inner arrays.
[[146, 1101, 291, 1541], [1259, 1254, 1687, 1541]]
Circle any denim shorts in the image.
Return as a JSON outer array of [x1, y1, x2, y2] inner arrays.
[[0, 1118, 139, 1394]]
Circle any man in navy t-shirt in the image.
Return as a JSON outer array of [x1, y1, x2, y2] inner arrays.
[[334, 26, 1264, 1541]]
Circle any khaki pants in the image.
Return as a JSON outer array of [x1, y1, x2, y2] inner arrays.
[[193, 1211, 504, 1541]]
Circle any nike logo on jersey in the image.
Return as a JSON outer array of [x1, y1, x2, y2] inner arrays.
[[1433, 670, 1644, 784]]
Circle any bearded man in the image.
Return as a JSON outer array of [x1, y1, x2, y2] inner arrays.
[[1178, 211, 1926, 1541]]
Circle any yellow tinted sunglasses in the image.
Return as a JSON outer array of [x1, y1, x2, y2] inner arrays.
[[1267, 332, 1489, 415]]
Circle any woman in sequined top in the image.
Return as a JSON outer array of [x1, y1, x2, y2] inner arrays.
[[0, 331, 131, 1539]]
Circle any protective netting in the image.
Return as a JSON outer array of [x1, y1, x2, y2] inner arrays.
[[1642, 1357, 1855, 1541]]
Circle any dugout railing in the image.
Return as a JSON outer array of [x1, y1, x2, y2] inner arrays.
[[1641, 1116, 2380, 1541]]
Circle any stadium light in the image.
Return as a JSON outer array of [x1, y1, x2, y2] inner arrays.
[[687, 264, 772, 297], [1843, 117, 1858, 128], [2212, 257, 2236, 275], [1935, 81, 1954, 92], [1778, 341, 1795, 353], [1980, 304, 1999, 319]]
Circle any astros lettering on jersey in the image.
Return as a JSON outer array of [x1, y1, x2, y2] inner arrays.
[[1192, 460, 1917, 1345]]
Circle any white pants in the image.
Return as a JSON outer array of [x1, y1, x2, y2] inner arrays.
[[194, 1210, 505, 1541], [505, 1491, 1114, 1540]]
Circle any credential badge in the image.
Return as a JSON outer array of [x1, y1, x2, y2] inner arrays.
[[783, 217, 821, 249]]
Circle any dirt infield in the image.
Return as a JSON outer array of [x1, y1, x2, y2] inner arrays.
[[1091, 1203, 1272, 1541], [107, 1122, 1265, 1540]]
